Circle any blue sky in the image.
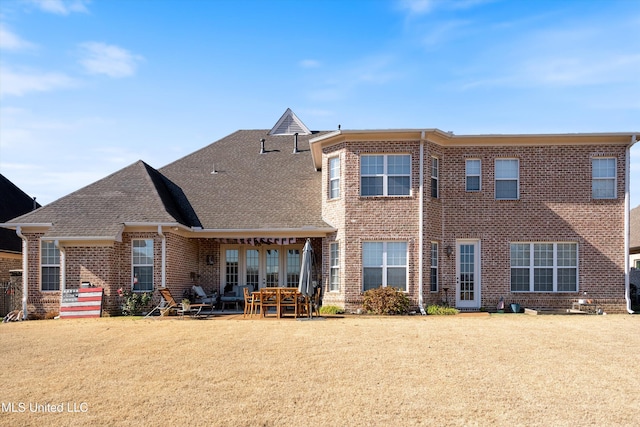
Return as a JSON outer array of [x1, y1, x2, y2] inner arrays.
[[1, 0, 639, 207]]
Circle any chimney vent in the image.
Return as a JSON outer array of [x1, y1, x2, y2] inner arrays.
[[260, 138, 266, 154], [292, 133, 299, 154]]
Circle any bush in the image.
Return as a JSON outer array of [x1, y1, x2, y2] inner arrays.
[[117, 288, 152, 316], [319, 305, 344, 315], [426, 304, 459, 315], [362, 287, 410, 315]]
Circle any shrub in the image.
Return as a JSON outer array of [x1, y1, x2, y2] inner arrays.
[[362, 287, 410, 315], [319, 305, 344, 315], [117, 288, 152, 316], [426, 304, 459, 315]]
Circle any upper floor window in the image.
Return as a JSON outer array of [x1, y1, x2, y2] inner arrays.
[[329, 156, 340, 199], [431, 157, 439, 198], [592, 157, 616, 199], [41, 240, 60, 291], [361, 154, 411, 196], [362, 241, 408, 292], [466, 159, 481, 192], [132, 239, 154, 292], [495, 159, 519, 200]]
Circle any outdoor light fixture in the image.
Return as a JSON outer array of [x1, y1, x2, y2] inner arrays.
[[445, 245, 453, 257], [206, 255, 214, 265]]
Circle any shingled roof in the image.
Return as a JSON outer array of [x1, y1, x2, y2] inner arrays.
[[4, 109, 333, 238], [631, 205, 640, 254], [5, 161, 200, 239], [160, 129, 330, 230]]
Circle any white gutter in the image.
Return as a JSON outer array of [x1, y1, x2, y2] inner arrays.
[[157, 225, 167, 288], [625, 134, 638, 313], [16, 226, 28, 320], [418, 131, 426, 315], [54, 240, 66, 294]]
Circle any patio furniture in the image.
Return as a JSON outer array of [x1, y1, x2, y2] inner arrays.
[[220, 285, 245, 311], [279, 288, 299, 318], [192, 285, 217, 305], [260, 288, 279, 318], [243, 287, 260, 317], [158, 288, 210, 318], [298, 285, 321, 318]]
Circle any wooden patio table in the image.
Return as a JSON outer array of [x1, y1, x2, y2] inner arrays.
[[258, 287, 302, 318]]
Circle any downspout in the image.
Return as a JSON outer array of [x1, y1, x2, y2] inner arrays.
[[158, 225, 166, 288], [625, 135, 637, 313], [54, 240, 65, 293], [16, 226, 28, 320], [418, 131, 426, 314]]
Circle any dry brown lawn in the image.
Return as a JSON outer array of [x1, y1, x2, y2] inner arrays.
[[1, 313, 638, 426]]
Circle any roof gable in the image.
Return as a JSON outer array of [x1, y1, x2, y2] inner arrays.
[[0, 174, 40, 252], [6, 161, 200, 239], [268, 108, 311, 135]]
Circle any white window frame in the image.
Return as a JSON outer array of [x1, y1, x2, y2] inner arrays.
[[41, 240, 60, 291], [360, 154, 411, 197], [510, 242, 578, 293], [592, 157, 617, 199], [221, 243, 303, 291], [430, 242, 438, 292], [362, 241, 408, 292], [431, 157, 439, 198], [495, 158, 519, 200], [329, 156, 340, 199], [330, 242, 340, 291], [466, 159, 481, 192], [132, 239, 154, 292]]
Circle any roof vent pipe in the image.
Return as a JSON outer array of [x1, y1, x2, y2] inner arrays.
[[293, 132, 299, 154], [260, 138, 266, 154], [32, 197, 37, 210]]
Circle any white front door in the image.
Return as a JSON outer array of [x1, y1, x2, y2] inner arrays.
[[456, 240, 481, 309]]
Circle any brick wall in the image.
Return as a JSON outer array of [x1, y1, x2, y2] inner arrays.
[[321, 138, 629, 313], [0, 253, 21, 282]]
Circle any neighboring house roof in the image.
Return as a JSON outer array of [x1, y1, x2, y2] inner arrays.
[[0, 174, 40, 253], [5, 161, 200, 240], [159, 129, 330, 231], [630, 205, 640, 254]]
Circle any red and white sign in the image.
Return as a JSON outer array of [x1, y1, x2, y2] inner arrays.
[[59, 287, 103, 319]]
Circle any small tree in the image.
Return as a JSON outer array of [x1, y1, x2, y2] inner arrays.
[[362, 287, 410, 315]]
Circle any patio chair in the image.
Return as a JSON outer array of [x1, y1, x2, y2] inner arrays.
[[243, 286, 261, 318], [158, 288, 210, 318], [280, 288, 299, 318], [260, 288, 278, 317], [192, 285, 217, 305]]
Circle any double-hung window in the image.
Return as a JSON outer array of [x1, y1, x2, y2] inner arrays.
[[362, 242, 408, 291], [329, 156, 340, 199], [361, 154, 411, 196], [330, 242, 340, 291], [592, 157, 616, 199], [431, 157, 439, 198], [466, 159, 481, 192], [41, 240, 60, 291], [510, 242, 578, 292], [495, 159, 519, 200], [132, 239, 154, 292], [430, 242, 438, 292]]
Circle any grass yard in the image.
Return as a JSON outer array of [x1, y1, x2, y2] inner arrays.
[[1, 313, 638, 426]]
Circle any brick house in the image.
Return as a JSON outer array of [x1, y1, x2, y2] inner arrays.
[[1, 109, 637, 317]]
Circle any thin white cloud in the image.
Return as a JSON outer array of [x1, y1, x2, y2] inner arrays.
[[0, 65, 76, 96], [299, 59, 321, 68], [23, 0, 90, 15], [397, 0, 494, 16], [78, 42, 144, 78], [0, 24, 36, 50]]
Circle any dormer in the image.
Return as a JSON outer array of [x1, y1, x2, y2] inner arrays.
[[269, 108, 311, 135]]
